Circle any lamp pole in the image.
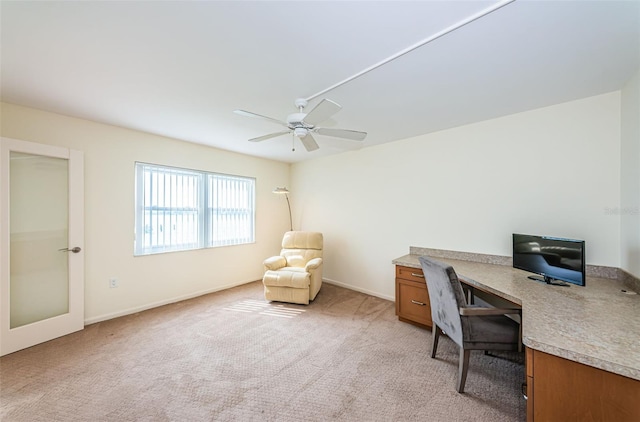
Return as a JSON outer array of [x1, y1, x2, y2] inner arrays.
[[284, 192, 292, 231], [273, 187, 293, 231]]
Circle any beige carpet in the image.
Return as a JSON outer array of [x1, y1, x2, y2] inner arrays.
[[0, 281, 525, 421]]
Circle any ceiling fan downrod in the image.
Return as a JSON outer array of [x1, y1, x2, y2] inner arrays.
[[294, 98, 308, 112]]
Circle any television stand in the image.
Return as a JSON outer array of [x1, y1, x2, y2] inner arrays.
[[528, 275, 570, 287]]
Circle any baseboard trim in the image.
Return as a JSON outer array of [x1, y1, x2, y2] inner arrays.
[[323, 278, 394, 302], [621, 268, 640, 293], [84, 279, 260, 325], [85, 278, 393, 326]]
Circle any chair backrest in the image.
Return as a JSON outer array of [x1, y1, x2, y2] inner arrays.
[[418, 256, 467, 347], [280, 231, 323, 266]]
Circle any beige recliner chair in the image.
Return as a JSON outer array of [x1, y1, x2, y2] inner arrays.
[[262, 231, 323, 305]]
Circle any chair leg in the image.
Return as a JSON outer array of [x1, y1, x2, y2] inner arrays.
[[518, 322, 523, 353], [457, 348, 471, 393], [431, 325, 441, 358]]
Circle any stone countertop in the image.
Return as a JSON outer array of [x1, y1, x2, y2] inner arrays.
[[392, 253, 640, 381]]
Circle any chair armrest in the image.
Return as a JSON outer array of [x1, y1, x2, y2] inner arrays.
[[264, 256, 286, 270], [305, 257, 323, 271], [459, 307, 521, 316]]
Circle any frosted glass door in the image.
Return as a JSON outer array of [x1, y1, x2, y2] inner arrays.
[[9, 152, 69, 328], [1, 137, 84, 356]]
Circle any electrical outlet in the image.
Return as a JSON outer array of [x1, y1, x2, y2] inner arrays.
[[109, 278, 118, 288]]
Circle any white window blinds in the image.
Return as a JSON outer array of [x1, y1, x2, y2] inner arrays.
[[208, 174, 255, 247], [134, 163, 255, 255]]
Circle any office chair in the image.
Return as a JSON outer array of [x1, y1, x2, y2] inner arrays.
[[418, 256, 521, 393]]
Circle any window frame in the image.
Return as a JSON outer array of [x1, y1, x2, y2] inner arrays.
[[134, 162, 255, 256]]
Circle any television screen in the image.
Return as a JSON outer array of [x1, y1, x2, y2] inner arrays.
[[512, 233, 585, 286]]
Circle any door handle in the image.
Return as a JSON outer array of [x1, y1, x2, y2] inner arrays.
[[58, 247, 81, 253]]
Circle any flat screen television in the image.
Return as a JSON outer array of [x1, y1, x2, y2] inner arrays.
[[512, 233, 585, 286]]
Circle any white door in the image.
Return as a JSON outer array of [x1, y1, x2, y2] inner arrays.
[[0, 137, 84, 356]]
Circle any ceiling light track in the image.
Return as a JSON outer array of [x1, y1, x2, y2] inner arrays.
[[304, 0, 517, 102]]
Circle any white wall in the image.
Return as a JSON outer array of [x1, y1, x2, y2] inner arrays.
[[1, 88, 630, 315], [292, 92, 622, 300], [621, 69, 640, 278], [1, 102, 291, 322]]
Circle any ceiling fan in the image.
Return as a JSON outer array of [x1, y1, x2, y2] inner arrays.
[[234, 98, 367, 152]]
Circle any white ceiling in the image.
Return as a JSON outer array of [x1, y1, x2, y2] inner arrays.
[[1, 1, 639, 163]]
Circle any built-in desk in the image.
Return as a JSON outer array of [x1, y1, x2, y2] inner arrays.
[[393, 252, 640, 421]]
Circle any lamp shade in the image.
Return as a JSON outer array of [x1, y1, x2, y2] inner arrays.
[[273, 187, 290, 194]]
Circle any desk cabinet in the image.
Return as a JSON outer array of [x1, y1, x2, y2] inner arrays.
[[395, 265, 432, 328], [526, 348, 640, 421]]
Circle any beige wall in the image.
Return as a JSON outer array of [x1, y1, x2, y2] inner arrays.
[[292, 92, 623, 299], [2, 84, 634, 317], [1, 102, 291, 323], [621, 69, 640, 278]]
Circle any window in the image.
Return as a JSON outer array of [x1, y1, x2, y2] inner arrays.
[[134, 162, 255, 255]]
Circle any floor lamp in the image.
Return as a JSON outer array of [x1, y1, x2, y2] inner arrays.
[[273, 187, 293, 231]]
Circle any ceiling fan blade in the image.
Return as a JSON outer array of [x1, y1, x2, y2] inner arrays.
[[315, 127, 367, 141], [300, 133, 319, 152], [303, 99, 342, 126], [234, 110, 288, 127], [249, 131, 291, 142]]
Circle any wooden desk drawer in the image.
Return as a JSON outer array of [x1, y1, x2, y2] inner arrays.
[[396, 265, 425, 283], [396, 278, 432, 327]]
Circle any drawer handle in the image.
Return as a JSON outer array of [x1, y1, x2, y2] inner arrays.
[[410, 273, 425, 278], [411, 300, 426, 306]]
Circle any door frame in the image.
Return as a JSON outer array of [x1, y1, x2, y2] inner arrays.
[[0, 137, 84, 356]]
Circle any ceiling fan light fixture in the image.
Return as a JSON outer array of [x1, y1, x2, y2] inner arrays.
[[294, 127, 308, 138]]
